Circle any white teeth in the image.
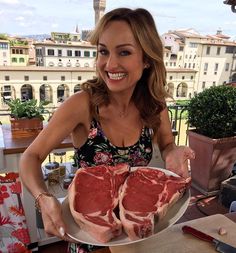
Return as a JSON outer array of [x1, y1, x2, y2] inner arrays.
[[107, 72, 127, 80]]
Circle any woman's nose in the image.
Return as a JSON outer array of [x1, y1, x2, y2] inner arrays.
[[106, 54, 118, 69]]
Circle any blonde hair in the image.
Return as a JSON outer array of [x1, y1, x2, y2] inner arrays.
[[82, 8, 169, 134]]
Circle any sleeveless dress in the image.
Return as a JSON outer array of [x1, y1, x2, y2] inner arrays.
[[68, 118, 153, 253]]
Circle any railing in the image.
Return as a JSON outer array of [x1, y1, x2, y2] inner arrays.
[[0, 105, 189, 146], [168, 104, 189, 145]]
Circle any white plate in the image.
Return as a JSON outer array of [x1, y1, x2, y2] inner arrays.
[[61, 167, 190, 246]]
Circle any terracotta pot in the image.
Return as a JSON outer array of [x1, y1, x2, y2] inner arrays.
[[188, 130, 236, 195], [10, 118, 43, 138]]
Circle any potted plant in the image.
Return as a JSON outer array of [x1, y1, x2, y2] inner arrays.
[[6, 98, 50, 138], [187, 85, 236, 195]]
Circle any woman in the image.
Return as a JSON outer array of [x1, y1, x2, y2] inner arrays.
[[19, 7, 195, 252]]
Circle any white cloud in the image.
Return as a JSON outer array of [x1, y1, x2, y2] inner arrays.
[[0, 0, 19, 4], [15, 16, 25, 21], [51, 23, 59, 28]]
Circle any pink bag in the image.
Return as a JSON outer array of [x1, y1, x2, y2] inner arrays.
[[0, 172, 31, 253]]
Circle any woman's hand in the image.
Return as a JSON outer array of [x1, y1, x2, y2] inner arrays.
[[163, 145, 195, 178], [39, 194, 76, 242]]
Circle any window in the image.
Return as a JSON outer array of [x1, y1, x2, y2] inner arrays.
[[214, 63, 219, 72], [58, 49, 62, 57], [202, 81, 206, 89], [188, 63, 191, 68], [206, 46, 210, 55], [184, 63, 187, 68], [189, 42, 198, 48], [191, 76, 193, 80], [5, 76, 10, 81], [84, 51, 90, 57], [179, 46, 184, 51], [78, 76, 82, 80], [213, 82, 216, 86], [166, 53, 169, 57], [12, 57, 17, 62], [93, 51, 96, 57], [225, 46, 234, 54], [182, 76, 185, 80], [61, 76, 65, 81], [75, 50, 81, 57], [225, 63, 230, 71], [193, 63, 195, 68], [169, 76, 173, 80], [204, 63, 208, 71], [47, 49, 54, 56], [217, 47, 221, 55], [19, 58, 25, 63], [67, 50, 72, 57], [24, 76, 29, 81], [43, 76, 47, 81]]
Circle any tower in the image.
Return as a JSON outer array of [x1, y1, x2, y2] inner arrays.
[[93, 0, 106, 26]]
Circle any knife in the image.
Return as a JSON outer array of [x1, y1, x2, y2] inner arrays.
[[182, 225, 236, 253]]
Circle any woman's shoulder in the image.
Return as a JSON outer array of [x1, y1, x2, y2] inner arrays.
[[63, 90, 90, 109]]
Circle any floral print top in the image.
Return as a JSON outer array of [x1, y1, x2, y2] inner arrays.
[[74, 118, 153, 168]]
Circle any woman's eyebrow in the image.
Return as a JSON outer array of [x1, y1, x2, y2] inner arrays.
[[98, 43, 135, 48]]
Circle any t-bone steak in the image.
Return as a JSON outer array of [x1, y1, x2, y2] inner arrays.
[[119, 167, 191, 240], [68, 163, 129, 243]]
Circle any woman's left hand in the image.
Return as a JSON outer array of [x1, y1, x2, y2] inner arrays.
[[164, 145, 195, 178]]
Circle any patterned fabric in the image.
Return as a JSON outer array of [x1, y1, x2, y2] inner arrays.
[[69, 119, 153, 252], [74, 118, 153, 168], [0, 172, 31, 253]]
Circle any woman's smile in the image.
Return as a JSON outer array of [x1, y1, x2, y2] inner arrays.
[[107, 72, 128, 81]]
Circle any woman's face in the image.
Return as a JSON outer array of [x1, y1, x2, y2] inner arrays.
[[97, 20, 145, 93]]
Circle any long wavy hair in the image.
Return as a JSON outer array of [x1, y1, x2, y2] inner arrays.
[[81, 8, 170, 135]]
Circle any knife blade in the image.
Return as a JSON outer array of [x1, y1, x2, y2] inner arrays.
[[182, 225, 236, 253]]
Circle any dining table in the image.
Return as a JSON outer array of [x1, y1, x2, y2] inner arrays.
[[98, 212, 236, 253]]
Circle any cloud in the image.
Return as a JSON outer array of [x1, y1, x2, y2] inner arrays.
[[15, 16, 25, 21], [0, 0, 19, 4], [51, 23, 59, 29]]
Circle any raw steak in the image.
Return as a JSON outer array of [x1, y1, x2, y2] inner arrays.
[[119, 167, 191, 240], [68, 163, 129, 243]]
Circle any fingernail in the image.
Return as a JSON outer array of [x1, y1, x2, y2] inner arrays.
[[59, 227, 65, 237]]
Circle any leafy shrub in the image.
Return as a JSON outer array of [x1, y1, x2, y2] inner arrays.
[[187, 85, 236, 138], [6, 99, 50, 120]]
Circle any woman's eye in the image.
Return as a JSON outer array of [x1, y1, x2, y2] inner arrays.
[[98, 49, 108, 55], [120, 50, 131, 56]]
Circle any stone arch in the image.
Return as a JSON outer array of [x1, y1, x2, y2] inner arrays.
[[21, 84, 34, 100], [176, 82, 188, 98], [57, 84, 70, 102], [74, 84, 81, 93], [40, 84, 53, 103], [166, 82, 174, 97]]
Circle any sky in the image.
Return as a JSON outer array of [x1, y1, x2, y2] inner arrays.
[[0, 0, 236, 39]]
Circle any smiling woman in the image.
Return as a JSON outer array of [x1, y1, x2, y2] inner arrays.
[[19, 7, 195, 253]]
